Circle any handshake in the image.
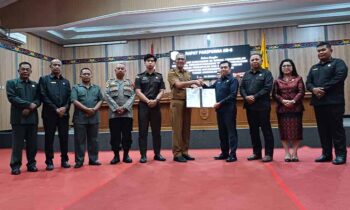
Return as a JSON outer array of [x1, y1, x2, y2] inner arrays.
[[190, 79, 205, 88]]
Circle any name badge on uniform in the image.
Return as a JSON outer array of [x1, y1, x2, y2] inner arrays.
[[51, 81, 56, 84], [312, 68, 318, 71], [142, 77, 148, 81]]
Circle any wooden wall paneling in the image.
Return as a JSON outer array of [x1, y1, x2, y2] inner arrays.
[[332, 45, 350, 115], [21, 33, 41, 53], [41, 39, 61, 59], [286, 26, 325, 43], [327, 24, 350, 40], [174, 34, 208, 50], [75, 45, 105, 59], [264, 27, 284, 45], [156, 58, 171, 92], [0, 49, 16, 130], [61, 47, 74, 60], [209, 31, 246, 48], [246, 29, 261, 46], [286, 48, 319, 81], [140, 37, 173, 54], [107, 40, 139, 56], [267, 49, 285, 79]]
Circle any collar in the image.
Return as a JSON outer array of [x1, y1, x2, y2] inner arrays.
[[50, 74, 63, 79], [144, 70, 155, 76], [319, 57, 334, 65], [249, 69, 262, 74], [19, 78, 30, 83]]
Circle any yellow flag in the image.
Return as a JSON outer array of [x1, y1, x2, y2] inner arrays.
[[260, 32, 269, 69]]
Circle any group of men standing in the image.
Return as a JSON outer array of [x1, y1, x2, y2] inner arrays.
[[6, 41, 348, 175]]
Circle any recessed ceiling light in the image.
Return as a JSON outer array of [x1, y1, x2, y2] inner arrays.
[[201, 6, 210, 13]]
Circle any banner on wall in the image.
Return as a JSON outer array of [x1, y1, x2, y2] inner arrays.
[[170, 45, 251, 80]]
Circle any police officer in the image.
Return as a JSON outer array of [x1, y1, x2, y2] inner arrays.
[[168, 53, 201, 162], [105, 63, 135, 164], [240, 53, 274, 162], [6, 62, 41, 175], [39, 58, 71, 170], [135, 54, 166, 163], [203, 61, 239, 162], [71, 68, 103, 168], [306, 41, 348, 165]]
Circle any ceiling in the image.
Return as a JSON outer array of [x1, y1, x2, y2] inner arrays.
[[5, 0, 350, 45], [0, 0, 16, 8]]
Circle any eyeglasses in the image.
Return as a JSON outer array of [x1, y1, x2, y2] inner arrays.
[[282, 65, 292, 68]]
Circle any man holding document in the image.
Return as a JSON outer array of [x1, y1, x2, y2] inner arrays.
[[202, 61, 239, 162], [168, 53, 202, 163]]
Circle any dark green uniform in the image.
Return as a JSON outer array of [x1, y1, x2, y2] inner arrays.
[[71, 84, 103, 165], [6, 78, 41, 170]]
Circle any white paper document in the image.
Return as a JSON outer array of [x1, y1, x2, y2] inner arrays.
[[186, 88, 216, 108]]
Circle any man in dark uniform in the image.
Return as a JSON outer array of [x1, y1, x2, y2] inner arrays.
[[6, 62, 41, 175], [168, 53, 201, 162], [105, 63, 135, 164], [135, 54, 166, 163], [203, 61, 239, 162], [39, 58, 71, 170], [71, 68, 103, 168], [240, 53, 274, 162], [306, 41, 348, 165]]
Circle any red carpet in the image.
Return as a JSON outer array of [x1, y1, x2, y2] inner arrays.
[[0, 147, 349, 210]]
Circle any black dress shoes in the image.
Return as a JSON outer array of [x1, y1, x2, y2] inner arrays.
[[173, 156, 187, 162], [11, 168, 21, 175], [27, 166, 38, 172], [247, 154, 262, 161], [46, 163, 54, 171], [183, 154, 195, 161], [332, 156, 346, 165], [123, 155, 133, 163], [154, 154, 166, 161], [262, 155, 273, 162], [74, 162, 83, 168], [89, 161, 102, 166], [61, 161, 71, 168], [110, 156, 120, 164], [226, 155, 237, 162], [315, 155, 332, 162], [214, 154, 229, 160], [140, 156, 147, 163]]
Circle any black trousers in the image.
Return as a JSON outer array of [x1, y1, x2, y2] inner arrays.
[[216, 106, 238, 156], [74, 123, 99, 164], [10, 124, 37, 170], [138, 102, 161, 156], [246, 108, 274, 156], [314, 105, 347, 157], [43, 114, 69, 164], [109, 117, 133, 155]]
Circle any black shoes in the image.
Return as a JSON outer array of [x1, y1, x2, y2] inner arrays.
[[332, 156, 346, 165], [315, 155, 333, 162], [262, 155, 273, 162], [74, 162, 83, 168], [11, 168, 21, 175], [140, 155, 147, 163], [89, 161, 102, 166], [61, 161, 71, 168], [27, 166, 38, 172], [247, 154, 262, 161], [214, 154, 229, 160], [154, 154, 166, 161], [173, 156, 187, 163], [110, 156, 120, 165], [226, 155, 237, 162], [183, 154, 195, 161], [46, 163, 54, 171], [123, 155, 133, 163]]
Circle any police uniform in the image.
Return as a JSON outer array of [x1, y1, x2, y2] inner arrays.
[[39, 74, 71, 165], [167, 68, 192, 158], [134, 71, 165, 157], [6, 78, 41, 171], [205, 74, 239, 158], [105, 78, 135, 160], [306, 58, 348, 160], [240, 69, 274, 158], [71, 83, 103, 165]]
